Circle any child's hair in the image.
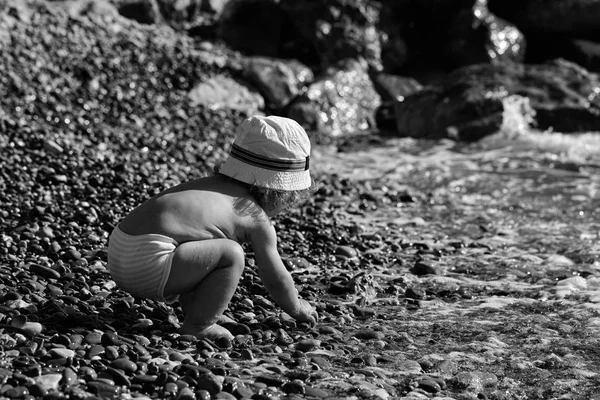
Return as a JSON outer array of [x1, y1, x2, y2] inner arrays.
[[214, 167, 315, 217]]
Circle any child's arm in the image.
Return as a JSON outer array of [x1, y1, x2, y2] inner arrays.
[[248, 221, 317, 324]]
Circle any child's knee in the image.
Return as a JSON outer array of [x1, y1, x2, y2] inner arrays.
[[221, 240, 245, 271]]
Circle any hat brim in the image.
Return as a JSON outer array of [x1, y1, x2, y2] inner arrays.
[[220, 156, 312, 191]]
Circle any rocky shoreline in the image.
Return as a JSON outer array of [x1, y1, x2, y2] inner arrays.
[[1, 1, 600, 399]]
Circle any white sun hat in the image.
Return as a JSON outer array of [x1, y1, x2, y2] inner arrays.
[[219, 115, 312, 191]]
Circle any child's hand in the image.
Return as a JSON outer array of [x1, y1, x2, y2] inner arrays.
[[291, 299, 318, 326]]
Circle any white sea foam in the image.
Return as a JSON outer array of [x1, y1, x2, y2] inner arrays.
[[477, 95, 600, 165]]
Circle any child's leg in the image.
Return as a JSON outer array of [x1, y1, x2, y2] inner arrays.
[[163, 238, 245, 339]]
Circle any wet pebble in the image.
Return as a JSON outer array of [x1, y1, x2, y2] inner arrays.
[[410, 260, 437, 276], [405, 286, 426, 300], [29, 263, 60, 280], [176, 387, 196, 400], [295, 339, 321, 352], [334, 246, 359, 259], [255, 374, 285, 387], [34, 374, 62, 392], [49, 348, 75, 359], [84, 331, 103, 345], [196, 374, 223, 395], [110, 358, 138, 374], [354, 329, 385, 340], [61, 367, 77, 386], [417, 376, 442, 393]]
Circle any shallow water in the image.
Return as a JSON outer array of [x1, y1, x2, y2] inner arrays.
[[312, 126, 600, 292]]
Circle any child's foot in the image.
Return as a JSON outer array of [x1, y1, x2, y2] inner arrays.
[[182, 323, 234, 341]]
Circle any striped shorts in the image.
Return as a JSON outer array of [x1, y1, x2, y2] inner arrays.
[[107, 226, 180, 304]]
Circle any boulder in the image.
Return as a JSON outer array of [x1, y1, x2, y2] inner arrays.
[[216, 0, 285, 57], [445, 0, 525, 68], [373, 73, 423, 133], [156, 0, 203, 25], [287, 58, 381, 137], [118, 0, 163, 24], [187, 75, 264, 114], [279, 0, 383, 70], [53, 0, 121, 21], [393, 59, 600, 141], [373, 73, 422, 102], [242, 57, 314, 110], [489, 0, 600, 36], [488, 0, 600, 67], [381, 0, 524, 74]]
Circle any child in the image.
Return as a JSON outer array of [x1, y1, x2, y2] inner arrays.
[[107, 115, 318, 340]]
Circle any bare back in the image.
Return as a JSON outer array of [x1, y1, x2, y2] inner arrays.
[[118, 175, 264, 244]]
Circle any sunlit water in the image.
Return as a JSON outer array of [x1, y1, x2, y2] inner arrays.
[[312, 122, 600, 308]]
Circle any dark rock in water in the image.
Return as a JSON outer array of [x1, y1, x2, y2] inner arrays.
[[334, 245, 359, 259], [373, 73, 422, 102], [280, 0, 382, 70], [394, 59, 600, 140], [405, 286, 426, 300], [288, 58, 380, 137], [489, 0, 600, 36], [242, 57, 314, 110], [446, 0, 525, 68], [410, 260, 437, 276]]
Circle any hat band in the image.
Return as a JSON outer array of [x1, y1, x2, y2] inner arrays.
[[230, 144, 309, 172]]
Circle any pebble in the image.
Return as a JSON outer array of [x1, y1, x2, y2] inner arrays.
[[61, 367, 77, 386], [84, 332, 103, 345], [282, 379, 305, 394], [214, 391, 237, 399], [105, 367, 131, 387], [294, 339, 320, 352], [86, 380, 118, 398], [35, 374, 62, 391], [405, 286, 426, 300], [49, 348, 75, 359], [29, 263, 61, 280], [43, 139, 64, 154], [196, 374, 223, 395], [110, 358, 138, 374], [417, 377, 442, 393], [354, 329, 385, 340], [255, 374, 285, 387], [175, 387, 196, 400], [334, 246, 359, 259], [86, 344, 105, 358], [410, 260, 437, 276], [454, 371, 498, 391]]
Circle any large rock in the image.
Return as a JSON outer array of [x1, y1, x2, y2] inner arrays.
[[187, 75, 264, 114], [445, 0, 525, 68], [380, 0, 524, 76], [489, 0, 600, 36], [118, 0, 163, 24], [279, 0, 383, 70], [216, 0, 285, 57], [156, 0, 202, 24], [242, 57, 314, 110], [287, 58, 381, 137], [488, 0, 600, 69], [393, 59, 600, 141]]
